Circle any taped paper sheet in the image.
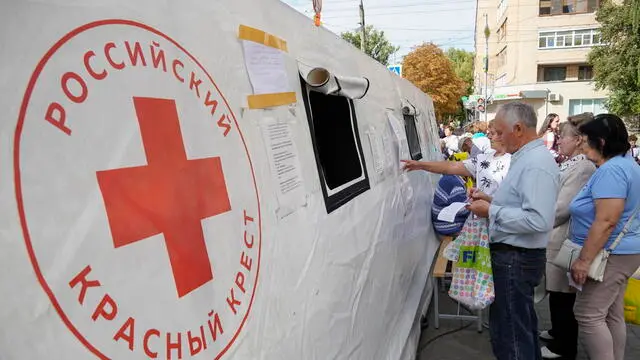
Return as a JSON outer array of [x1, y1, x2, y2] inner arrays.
[[386, 112, 409, 168], [239, 25, 296, 108], [367, 129, 386, 175], [260, 117, 306, 218], [238, 24, 288, 51], [437, 202, 469, 223], [242, 40, 290, 95]]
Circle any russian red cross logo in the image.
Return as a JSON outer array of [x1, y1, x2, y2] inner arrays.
[[14, 20, 261, 360], [97, 97, 232, 298]]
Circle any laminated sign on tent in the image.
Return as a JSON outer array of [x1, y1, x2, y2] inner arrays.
[[0, 0, 441, 359]]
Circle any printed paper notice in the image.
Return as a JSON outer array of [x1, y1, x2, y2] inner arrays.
[[261, 119, 306, 218], [367, 131, 386, 175], [242, 41, 290, 95], [437, 202, 469, 223], [386, 113, 409, 168]]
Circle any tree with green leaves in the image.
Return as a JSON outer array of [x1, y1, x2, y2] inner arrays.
[[341, 25, 400, 66], [588, 0, 640, 120], [403, 43, 467, 121], [445, 48, 475, 96]]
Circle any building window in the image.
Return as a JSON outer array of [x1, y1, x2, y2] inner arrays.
[[403, 114, 422, 160], [497, 47, 507, 69], [569, 98, 607, 115], [539, 0, 599, 16], [578, 65, 594, 80], [498, 21, 507, 41], [539, 66, 567, 82], [539, 28, 601, 49], [301, 83, 370, 213]]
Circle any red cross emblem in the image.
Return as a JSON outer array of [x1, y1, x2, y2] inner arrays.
[[97, 97, 231, 298]]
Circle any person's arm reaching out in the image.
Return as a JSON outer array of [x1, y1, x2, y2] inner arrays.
[[402, 160, 472, 177]]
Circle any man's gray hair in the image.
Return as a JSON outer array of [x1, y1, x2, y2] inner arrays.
[[498, 102, 538, 129]]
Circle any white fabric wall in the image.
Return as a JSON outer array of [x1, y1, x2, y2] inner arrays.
[[0, 0, 441, 359]]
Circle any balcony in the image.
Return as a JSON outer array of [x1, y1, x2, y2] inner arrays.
[[538, 28, 601, 50]]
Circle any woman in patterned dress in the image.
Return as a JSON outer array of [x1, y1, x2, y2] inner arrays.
[[403, 120, 511, 198]]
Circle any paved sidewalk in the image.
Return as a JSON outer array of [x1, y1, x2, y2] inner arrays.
[[418, 291, 640, 360]]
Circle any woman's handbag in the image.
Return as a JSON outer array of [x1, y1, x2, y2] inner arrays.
[[552, 204, 640, 282]]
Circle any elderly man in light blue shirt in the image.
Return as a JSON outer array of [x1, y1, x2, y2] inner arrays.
[[467, 102, 559, 360]]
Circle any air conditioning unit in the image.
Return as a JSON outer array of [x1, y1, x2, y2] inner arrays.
[[548, 93, 561, 102]]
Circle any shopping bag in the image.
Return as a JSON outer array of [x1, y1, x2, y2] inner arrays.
[[443, 236, 461, 262], [442, 214, 474, 262], [448, 216, 495, 310], [624, 278, 640, 325]]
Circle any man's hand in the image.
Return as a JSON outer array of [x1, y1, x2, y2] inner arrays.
[[571, 258, 591, 286], [401, 160, 424, 172], [468, 188, 492, 203], [466, 200, 490, 218]]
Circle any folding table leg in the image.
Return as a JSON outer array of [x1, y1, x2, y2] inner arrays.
[[433, 278, 440, 329]]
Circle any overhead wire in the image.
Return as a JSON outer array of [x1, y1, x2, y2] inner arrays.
[[310, 0, 476, 6], [324, 7, 478, 19], [286, 1, 566, 51], [321, 3, 537, 18], [325, 0, 479, 11], [290, 0, 486, 17]]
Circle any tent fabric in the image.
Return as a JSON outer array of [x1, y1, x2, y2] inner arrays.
[[298, 62, 370, 99], [0, 1, 440, 359], [402, 99, 419, 116]]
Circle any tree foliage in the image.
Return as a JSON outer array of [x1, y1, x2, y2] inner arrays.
[[341, 25, 400, 66], [403, 43, 467, 120], [588, 0, 640, 117], [446, 48, 475, 95]]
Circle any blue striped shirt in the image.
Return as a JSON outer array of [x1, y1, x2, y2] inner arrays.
[[432, 175, 470, 235]]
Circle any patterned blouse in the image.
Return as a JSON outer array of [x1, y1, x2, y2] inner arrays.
[[560, 154, 587, 172], [463, 150, 512, 196]]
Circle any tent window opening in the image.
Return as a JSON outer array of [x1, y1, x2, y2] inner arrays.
[[301, 79, 370, 213], [309, 91, 361, 189], [404, 114, 423, 160]]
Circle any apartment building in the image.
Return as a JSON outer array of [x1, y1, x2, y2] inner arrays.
[[472, 0, 607, 128]]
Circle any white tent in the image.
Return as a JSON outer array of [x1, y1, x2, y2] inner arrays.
[[0, 0, 442, 359]]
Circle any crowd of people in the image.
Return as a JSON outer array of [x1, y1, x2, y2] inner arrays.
[[403, 102, 640, 360]]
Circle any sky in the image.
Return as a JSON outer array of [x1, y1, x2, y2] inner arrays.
[[280, 0, 478, 64]]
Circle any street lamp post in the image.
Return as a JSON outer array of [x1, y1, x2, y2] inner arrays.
[[484, 14, 490, 123], [359, 0, 366, 52]]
